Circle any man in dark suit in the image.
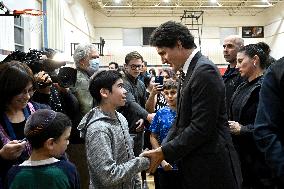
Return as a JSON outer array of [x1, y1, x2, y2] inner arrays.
[[141, 21, 242, 189]]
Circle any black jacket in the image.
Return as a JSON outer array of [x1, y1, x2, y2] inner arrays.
[[230, 77, 275, 187], [118, 73, 148, 133], [254, 57, 284, 186], [162, 52, 242, 189], [223, 65, 243, 113]]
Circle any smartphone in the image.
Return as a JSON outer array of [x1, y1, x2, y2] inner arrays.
[[19, 138, 27, 143], [155, 76, 164, 85]]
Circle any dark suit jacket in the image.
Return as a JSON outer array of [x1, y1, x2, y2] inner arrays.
[[162, 51, 242, 189]]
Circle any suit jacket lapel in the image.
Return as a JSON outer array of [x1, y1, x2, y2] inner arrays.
[[177, 51, 202, 115]]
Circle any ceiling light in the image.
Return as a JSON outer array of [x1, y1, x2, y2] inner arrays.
[[163, 0, 170, 3], [252, 4, 272, 7], [114, 0, 121, 4], [210, 0, 217, 3]]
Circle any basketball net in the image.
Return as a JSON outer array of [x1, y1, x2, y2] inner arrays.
[[13, 9, 45, 33]]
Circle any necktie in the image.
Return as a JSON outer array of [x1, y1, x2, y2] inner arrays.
[[179, 70, 185, 92], [180, 70, 185, 82]]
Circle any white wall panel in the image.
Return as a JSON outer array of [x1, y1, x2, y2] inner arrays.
[[0, 17, 14, 51]]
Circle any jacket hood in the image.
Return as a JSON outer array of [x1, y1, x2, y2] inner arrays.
[[77, 107, 117, 138]]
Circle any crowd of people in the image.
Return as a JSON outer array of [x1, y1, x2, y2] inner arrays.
[[0, 20, 284, 189]]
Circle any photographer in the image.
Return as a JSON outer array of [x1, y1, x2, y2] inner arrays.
[[32, 69, 79, 124], [2, 49, 79, 123]]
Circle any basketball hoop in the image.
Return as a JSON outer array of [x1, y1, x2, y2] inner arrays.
[[13, 9, 45, 16], [13, 9, 46, 33]]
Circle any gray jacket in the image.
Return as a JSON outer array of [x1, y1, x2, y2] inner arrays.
[[78, 107, 150, 189]]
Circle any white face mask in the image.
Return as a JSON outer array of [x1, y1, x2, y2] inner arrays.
[[89, 58, 100, 72]]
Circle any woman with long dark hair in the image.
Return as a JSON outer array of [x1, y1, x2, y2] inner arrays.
[[229, 44, 275, 188], [0, 61, 48, 188]]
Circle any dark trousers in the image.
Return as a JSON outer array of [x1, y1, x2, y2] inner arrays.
[[66, 144, 89, 189], [158, 169, 181, 189]]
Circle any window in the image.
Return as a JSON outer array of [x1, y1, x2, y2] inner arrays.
[[14, 16, 24, 51], [123, 28, 142, 46]]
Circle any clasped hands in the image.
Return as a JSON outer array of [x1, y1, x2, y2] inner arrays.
[[140, 147, 166, 173], [228, 121, 242, 135]]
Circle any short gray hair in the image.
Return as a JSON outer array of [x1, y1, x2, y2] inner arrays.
[[225, 35, 244, 49], [73, 44, 97, 68]]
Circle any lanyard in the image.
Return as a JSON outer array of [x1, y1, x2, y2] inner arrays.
[[3, 107, 30, 140]]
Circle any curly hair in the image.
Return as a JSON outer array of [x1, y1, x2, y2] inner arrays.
[[149, 21, 196, 49]]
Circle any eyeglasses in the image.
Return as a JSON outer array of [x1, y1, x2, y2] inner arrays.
[[128, 64, 142, 70]]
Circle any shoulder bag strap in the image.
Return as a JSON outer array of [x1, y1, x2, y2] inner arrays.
[[27, 102, 36, 114]]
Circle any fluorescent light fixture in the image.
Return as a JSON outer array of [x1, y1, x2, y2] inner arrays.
[[114, 0, 121, 4], [252, 3, 272, 7], [163, 0, 170, 3], [210, 0, 217, 3]]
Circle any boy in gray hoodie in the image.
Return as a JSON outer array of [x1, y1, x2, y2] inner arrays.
[[77, 70, 150, 189]]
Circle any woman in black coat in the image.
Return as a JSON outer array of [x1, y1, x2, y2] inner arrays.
[[229, 44, 275, 188]]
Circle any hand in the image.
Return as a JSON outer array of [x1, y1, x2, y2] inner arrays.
[[140, 147, 164, 173], [228, 121, 242, 135], [0, 140, 26, 160], [146, 113, 155, 123], [150, 83, 162, 96], [161, 160, 173, 171], [135, 119, 144, 132], [34, 71, 52, 84], [34, 71, 52, 94]]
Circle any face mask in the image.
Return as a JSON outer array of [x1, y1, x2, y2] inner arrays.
[[89, 58, 100, 72]]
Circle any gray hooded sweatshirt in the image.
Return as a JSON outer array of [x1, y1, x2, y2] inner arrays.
[[78, 107, 150, 189]]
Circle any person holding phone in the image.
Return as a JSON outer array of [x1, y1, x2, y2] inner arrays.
[[146, 74, 169, 113], [0, 61, 49, 188]]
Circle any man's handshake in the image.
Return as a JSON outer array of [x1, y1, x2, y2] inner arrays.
[[140, 147, 165, 173]]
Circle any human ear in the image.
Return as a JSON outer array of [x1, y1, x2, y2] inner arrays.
[[252, 55, 260, 67], [100, 88, 109, 98], [176, 40, 182, 49], [44, 138, 55, 151]]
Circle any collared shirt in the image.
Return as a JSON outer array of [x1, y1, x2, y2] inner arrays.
[[125, 72, 139, 85], [182, 49, 199, 76]]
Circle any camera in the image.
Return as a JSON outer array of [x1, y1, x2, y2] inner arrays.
[[1, 49, 77, 88]]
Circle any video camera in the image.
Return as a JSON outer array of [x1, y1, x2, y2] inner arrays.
[[1, 49, 77, 89]]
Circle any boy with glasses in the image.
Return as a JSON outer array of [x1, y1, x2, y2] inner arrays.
[[118, 51, 155, 188]]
